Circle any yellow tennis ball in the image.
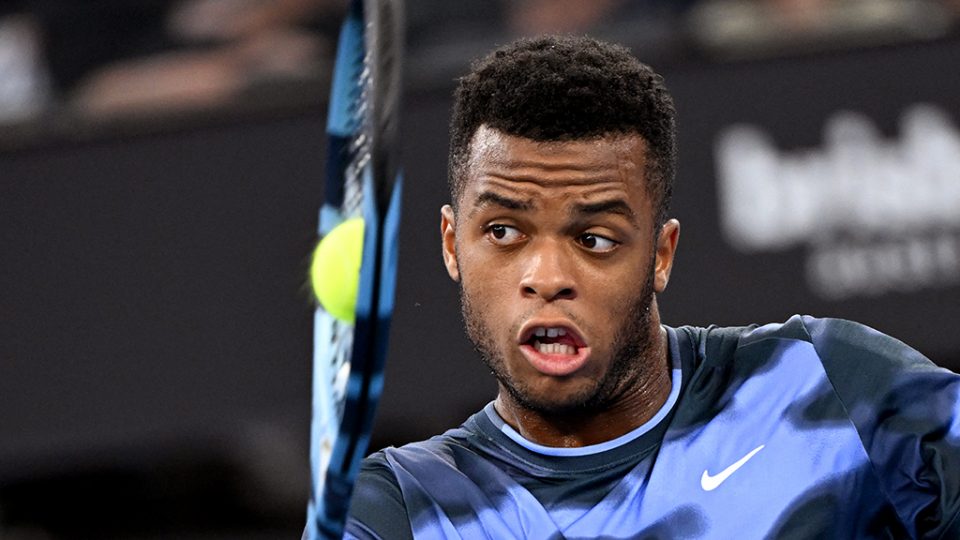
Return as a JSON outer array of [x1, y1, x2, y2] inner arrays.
[[310, 218, 365, 323]]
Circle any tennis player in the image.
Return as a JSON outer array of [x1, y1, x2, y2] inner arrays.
[[344, 35, 960, 539]]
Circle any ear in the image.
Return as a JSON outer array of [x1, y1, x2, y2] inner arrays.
[[440, 205, 460, 282], [653, 219, 680, 293]]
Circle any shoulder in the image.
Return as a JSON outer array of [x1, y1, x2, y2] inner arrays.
[[347, 429, 469, 503], [355, 449, 402, 494], [346, 420, 487, 539], [672, 314, 957, 423], [345, 450, 411, 540], [675, 314, 939, 374], [747, 315, 950, 393], [674, 316, 960, 537], [791, 315, 939, 374], [784, 317, 960, 539]]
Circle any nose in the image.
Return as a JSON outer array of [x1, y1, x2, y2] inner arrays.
[[519, 239, 577, 302]]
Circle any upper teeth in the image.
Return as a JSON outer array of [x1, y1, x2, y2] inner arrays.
[[534, 327, 567, 338]]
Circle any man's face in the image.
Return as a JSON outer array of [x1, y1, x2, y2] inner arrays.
[[441, 126, 679, 415]]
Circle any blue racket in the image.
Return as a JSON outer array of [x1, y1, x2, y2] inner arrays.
[[304, 0, 403, 537]]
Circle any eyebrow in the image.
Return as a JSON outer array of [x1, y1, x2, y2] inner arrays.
[[473, 191, 534, 212], [572, 199, 638, 225], [470, 191, 639, 226]]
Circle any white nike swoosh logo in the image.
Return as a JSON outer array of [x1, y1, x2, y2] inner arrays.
[[700, 444, 765, 491]]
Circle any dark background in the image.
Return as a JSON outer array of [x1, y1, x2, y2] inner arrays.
[[1, 1, 959, 537]]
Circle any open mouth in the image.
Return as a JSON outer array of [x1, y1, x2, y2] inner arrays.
[[518, 323, 591, 376], [523, 326, 583, 355]]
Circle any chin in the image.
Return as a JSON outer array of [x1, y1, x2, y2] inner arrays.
[[505, 379, 602, 416]]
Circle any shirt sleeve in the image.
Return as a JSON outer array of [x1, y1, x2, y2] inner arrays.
[[344, 451, 414, 540], [804, 316, 960, 539]]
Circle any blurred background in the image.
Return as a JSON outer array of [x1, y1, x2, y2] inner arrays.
[[1, 0, 959, 537]]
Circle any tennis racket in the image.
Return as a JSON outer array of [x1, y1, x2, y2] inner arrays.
[[305, 0, 403, 538]]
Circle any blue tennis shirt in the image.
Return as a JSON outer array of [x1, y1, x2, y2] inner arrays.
[[345, 315, 960, 539]]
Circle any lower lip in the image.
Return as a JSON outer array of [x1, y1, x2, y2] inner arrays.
[[519, 344, 591, 377]]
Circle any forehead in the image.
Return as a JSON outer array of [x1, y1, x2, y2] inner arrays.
[[461, 125, 650, 205]]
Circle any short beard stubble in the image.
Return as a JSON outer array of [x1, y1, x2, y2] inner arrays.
[[459, 260, 659, 417]]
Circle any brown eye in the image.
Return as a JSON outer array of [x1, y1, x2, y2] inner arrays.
[[578, 233, 617, 252], [486, 224, 522, 245]]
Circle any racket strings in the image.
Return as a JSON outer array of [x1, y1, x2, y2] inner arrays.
[[341, 46, 376, 219], [330, 320, 354, 420]]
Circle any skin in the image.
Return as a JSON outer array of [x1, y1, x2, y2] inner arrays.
[[441, 125, 681, 447]]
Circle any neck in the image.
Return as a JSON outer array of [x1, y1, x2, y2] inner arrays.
[[494, 323, 672, 448]]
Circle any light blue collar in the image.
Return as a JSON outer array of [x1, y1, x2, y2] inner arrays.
[[485, 328, 683, 457]]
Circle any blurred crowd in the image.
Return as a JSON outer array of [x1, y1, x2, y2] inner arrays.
[[0, 0, 345, 125], [1, 0, 959, 126]]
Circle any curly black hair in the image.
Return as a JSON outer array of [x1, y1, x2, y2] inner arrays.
[[449, 35, 677, 229]]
